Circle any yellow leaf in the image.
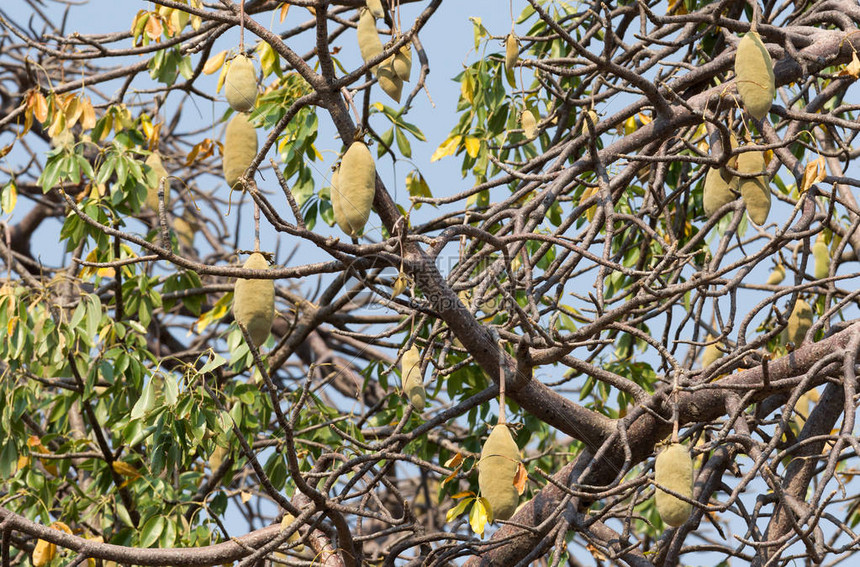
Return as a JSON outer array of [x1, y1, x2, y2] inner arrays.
[[47, 112, 66, 140], [470, 497, 490, 535], [667, 0, 687, 14], [461, 72, 474, 104], [444, 452, 464, 468], [463, 136, 480, 159], [579, 185, 599, 221], [622, 115, 637, 136], [240, 490, 252, 503], [204, 50, 227, 75], [112, 460, 142, 479], [195, 292, 232, 334], [430, 135, 462, 162], [800, 156, 826, 193], [32, 539, 56, 567], [79, 96, 96, 130], [838, 51, 860, 79], [2, 181, 17, 215], [145, 13, 163, 40], [29, 90, 48, 123], [451, 491, 474, 499], [51, 521, 72, 535], [513, 462, 527, 495], [215, 61, 229, 94], [279, 3, 290, 22], [391, 272, 409, 296]]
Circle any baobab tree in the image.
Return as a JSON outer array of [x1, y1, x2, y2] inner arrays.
[[0, 0, 860, 566]]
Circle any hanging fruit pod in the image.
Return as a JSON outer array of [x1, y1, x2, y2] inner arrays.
[[477, 424, 520, 521], [734, 32, 775, 121], [393, 42, 412, 82], [377, 57, 403, 102], [357, 8, 383, 73], [225, 54, 258, 112], [332, 141, 376, 237], [222, 112, 259, 190], [654, 443, 694, 527], [233, 252, 275, 347], [737, 150, 770, 225]]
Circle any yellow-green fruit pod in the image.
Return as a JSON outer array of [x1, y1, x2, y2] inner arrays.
[[786, 299, 812, 346], [223, 112, 258, 190], [332, 142, 376, 237], [377, 58, 403, 103], [654, 443, 693, 527], [357, 8, 383, 72], [504, 34, 518, 74], [400, 345, 425, 411], [478, 424, 520, 522], [766, 263, 785, 285], [366, 0, 384, 19], [812, 237, 829, 280], [225, 54, 257, 112], [737, 151, 770, 225], [701, 336, 723, 368], [393, 43, 412, 82], [703, 166, 737, 217], [734, 32, 774, 121], [521, 109, 538, 140], [144, 153, 171, 211], [233, 253, 275, 347]]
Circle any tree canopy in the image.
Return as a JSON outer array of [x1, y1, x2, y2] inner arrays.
[[1, 0, 860, 565]]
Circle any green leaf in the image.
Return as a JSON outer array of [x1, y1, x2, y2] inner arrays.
[[131, 377, 157, 420], [395, 127, 411, 158], [139, 515, 165, 548], [0, 439, 18, 478]]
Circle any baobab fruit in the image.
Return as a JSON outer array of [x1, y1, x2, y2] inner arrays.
[[144, 152, 171, 211], [654, 443, 694, 527], [393, 43, 412, 82], [478, 424, 520, 521], [332, 141, 376, 237], [357, 8, 383, 72], [702, 166, 737, 217], [504, 34, 518, 74], [734, 31, 774, 120], [766, 263, 785, 285], [225, 54, 257, 112], [366, 0, 384, 19], [377, 58, 403, 102], [521, 109, 538, 140], [737, 150, 770, 225], [785, 299, 812, 346], [400, 345, 425, 411], [223, 112, 258, 190], [812, 236, 829, 280], [233, 252, 275, 347], [701, 336, 723, 368]]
